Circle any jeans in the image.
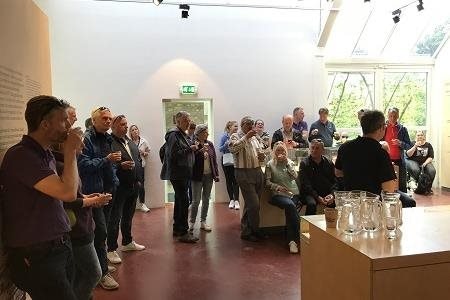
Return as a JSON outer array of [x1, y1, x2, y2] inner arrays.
[[8, 238, 76, 300], [235, 168, 264, 236], [171, 179, 190, 235], [72, 241, 102, 300], [392, 159, 407, 193], [301, 195, 318, 215], [406, 160, 436, 189], [92, 206, 110, 276], [190, 174, 214, 223], [107, 185, 138, 251], [270, 195, 300, 243], [222, 164, 240, 201]]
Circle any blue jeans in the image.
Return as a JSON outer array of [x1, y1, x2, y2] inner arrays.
[[190, 174, 214, 223], [269, 195, 300, 243], [72, 241, 102, 300], [406, 160, 436, 189], [8, 238, 76, 300], [107, 185, 138, 251]]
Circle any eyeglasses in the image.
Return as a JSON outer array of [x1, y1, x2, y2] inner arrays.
[[112, 114, 125, 125], [93, 106, 110, 114]]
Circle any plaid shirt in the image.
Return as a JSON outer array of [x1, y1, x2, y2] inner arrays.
[[229, 131, 263, 169]]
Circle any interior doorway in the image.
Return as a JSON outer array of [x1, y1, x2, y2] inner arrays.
[[162, 98, 214, 203]]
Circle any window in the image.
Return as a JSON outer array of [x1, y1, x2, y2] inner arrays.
[[327, 71, 375, 138], [326, 69, 429, 140]]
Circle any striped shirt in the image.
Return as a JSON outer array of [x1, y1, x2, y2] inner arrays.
[[229, 131, 263, 169]]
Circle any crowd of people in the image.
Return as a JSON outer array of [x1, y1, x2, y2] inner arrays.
[[0, 95, 435, 298]]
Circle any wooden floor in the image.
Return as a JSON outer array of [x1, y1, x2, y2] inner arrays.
[[94, 189, 450, 300]]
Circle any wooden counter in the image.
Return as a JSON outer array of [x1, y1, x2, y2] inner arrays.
[[300, 206, 450, 300]]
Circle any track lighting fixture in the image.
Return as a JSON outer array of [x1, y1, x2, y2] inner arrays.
[[391, 1, 424, 24], [153, 0, 163, 5], [180, 4, 190, 19], [417, 0, 424, 11]]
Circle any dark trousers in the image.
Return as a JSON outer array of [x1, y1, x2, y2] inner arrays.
[[171, 179, 190, 235], [107, 185, 138, 251], [222, 164, 240, 201], [398, 190, 416, 208], [301, 195, 318, 215], [392, 159, 407, 193], [8, 238, 76, 300], [406, 160, 436, 189], [92, 206, 110, 276], [137, 179, 146, 204], [270, 195, 300, 243], [235, 168, 264, 236]]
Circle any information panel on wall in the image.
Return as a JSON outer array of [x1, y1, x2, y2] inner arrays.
[[0, 0, 52, 161]]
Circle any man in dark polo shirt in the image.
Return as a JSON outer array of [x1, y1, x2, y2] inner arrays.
[[0, 95, 83, 299], [309, 107, 339, 147], [334, 110, 397, 195], [78, 106, 121, 290]]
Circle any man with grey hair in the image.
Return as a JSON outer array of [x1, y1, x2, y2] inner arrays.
[[161, 111, 199, 243], [382, 107, 412, 193], [229, 116, 266, 242], [299, 139, 337, 215], [271, 114, 308, 149]]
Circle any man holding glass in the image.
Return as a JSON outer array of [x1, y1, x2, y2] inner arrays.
[[229, 116, 266, 242]]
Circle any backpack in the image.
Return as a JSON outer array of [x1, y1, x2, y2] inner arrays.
[[159, 143, 166, 163], [414, 167, 431, 194]]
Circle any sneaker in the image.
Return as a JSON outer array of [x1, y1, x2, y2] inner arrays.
[[136, 202, 150, 213], [121, 241, 145, 252], [289, 241, 299, 254], [178, 233, 199, 243], [107, 251, 122, 264], [189, 221, 195, 232], [200, 222, 212, 232], [108, 265, 117, 274], [228, 200, 235, 209], [234, 201, 240, 210], [99, 273, 119, 290]]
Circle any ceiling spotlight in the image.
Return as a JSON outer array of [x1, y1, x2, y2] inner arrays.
[[417, 0, 424, 11], [364, 0, 370, 2], [153, 0, 163, 5], [179, 4, 190, 10], [392, 15, 400, 23], [181, 10, 189, 18]]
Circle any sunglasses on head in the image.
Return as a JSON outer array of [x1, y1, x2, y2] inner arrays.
[[93, 106, 110, 114]]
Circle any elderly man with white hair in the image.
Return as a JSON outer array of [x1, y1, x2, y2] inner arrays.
[[271, 114, 308, 149]]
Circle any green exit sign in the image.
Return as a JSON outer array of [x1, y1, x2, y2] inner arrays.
[[180, 84, 198, 95]]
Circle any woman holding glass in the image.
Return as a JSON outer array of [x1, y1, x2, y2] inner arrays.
[[189, 124, 219, 232], [265, 141, 300, 254], [219, 121, 240, 209], [254, 119, 270, 149]]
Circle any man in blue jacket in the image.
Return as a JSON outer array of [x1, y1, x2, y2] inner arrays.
[[78, 106, 120, 290]]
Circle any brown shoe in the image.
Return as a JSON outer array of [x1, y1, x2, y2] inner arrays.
[[99, 274, 119, 290]]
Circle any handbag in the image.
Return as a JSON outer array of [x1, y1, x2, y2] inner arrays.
[[222, 152, 234, 166]]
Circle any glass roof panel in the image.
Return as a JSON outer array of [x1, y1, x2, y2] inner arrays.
[[325, 0, 450, 59]]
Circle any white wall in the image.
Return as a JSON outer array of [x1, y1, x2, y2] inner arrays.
[[34, 0, 325, 207]]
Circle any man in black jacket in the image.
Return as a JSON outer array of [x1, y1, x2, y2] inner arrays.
[[160, 111, 199, 243], [271, 114, 308, 149], [106, 115, 145, 266], [299, 139, 337, 215]]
